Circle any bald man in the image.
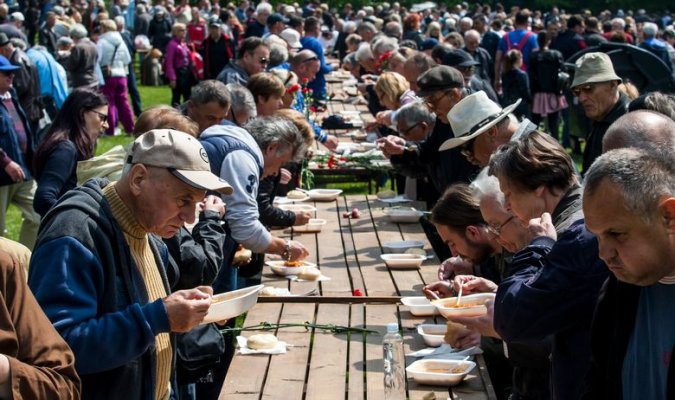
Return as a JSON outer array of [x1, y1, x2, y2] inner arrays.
[[603, 110, 675, 156]]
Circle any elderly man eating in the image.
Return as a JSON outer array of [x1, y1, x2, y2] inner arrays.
[[28, 130, 233, 400]]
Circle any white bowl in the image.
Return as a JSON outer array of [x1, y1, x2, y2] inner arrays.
[[292, 218, 327, 233], [380, 253, 426, 269], [308, 189, 343, 201], [406, 359, 476, 386], [265, 260, 317, 277], [277, 204, 317, 213], [382, 240, 425, 253], [383, 208, 424, 223], [400, 296, 438, 316], [202, 284, 263, 324], [416, 324, 448, 347], [432, 293, 497, 318]]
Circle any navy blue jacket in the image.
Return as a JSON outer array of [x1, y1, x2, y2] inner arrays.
[[0, 88, 33, 186], [28, 179, 176, 400], [493, 185, 609, 399]]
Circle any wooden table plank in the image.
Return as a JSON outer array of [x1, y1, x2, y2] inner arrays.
[[260, 303, 316, 399], [220, 302, 283, 399], [344, 195, 398, 297], [347, 303, 366, 400], [367, 196, 428, 298], [312, 199, 353, 296], [305, 303, 351, 400], [337, 196, 367, 295]]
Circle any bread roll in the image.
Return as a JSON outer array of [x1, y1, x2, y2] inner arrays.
[[444, 321, 466, 348], [297, 268, 322, 281], [247, 333, 278, 350], [287, 190, 306, 199], [233, 248, 252, 265]]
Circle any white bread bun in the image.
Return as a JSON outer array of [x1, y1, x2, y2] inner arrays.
[[247, 333, 278, 350], [297, 268, 322, 281]]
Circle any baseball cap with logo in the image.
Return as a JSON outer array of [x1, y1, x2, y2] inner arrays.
[[127, 129, 233, 194]]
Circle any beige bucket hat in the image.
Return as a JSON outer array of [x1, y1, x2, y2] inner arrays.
[[570, 52, 622, 89]]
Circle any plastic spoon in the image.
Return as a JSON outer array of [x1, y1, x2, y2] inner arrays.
[[456, 284, 463, 307]]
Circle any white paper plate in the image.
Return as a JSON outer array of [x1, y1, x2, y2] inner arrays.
[[400, 296, 439, 316], [292, 218, 327, 233], [380, 253, 426, 269], [406, 359, 476, 386], [383, 208, 424, 223], [379, 195, 412, 204], [202, 284, 263, 324], [277, 204, 317, 213], [307, 189, 343, 201], [265, 260, 317, 276], [416, 324, 448, 347]]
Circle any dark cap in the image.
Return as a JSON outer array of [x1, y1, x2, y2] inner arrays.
[[419, 37, 439, 51], [416, 65, 464, 97], [267, 13, 289, 26], [0, 33, 9, 47], [208, 16, 221, 27], [442, 49, 480, 68]]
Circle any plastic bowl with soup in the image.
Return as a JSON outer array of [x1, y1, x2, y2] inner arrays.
[[432, 293, 496, 318]]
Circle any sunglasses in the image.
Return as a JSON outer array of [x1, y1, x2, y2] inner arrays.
[[301, 56, 319, 63], [486, 215, 515, 237], [90, 109, 108, 123], [572, 83, 600, 97]]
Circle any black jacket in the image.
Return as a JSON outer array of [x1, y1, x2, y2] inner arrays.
[[390, 119, 478, 204], [10, 48, 42, 123], [257, 175, 296, 228], [163, 210, 228, 291], [582, 92, 629, 173], [550, 30, 587, 60], [528, 48, 564, 94], [583, 276, 675, 399], [500, 69, 531, 117]]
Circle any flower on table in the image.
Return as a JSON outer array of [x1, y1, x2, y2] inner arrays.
[[353, 289, 364, 297]]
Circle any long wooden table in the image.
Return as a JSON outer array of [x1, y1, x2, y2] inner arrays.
[[220, 195, 497, 400]]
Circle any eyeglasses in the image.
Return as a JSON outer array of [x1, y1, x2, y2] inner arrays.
[[400, 121, 421, 136], [486, 215, 515, 237], [572, 83, 600, 97], [423, 90, 450, 109], [90, 109, 108, 123], [258, 57, 269, 65], [0, 70, 14, 77]]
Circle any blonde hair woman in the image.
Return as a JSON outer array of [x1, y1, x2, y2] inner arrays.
[[374, 71, 415, 110]]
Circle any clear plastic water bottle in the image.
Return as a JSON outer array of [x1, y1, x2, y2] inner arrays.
[[383, 322, 406, 399]]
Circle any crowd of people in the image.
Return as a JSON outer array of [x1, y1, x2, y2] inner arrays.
[[0, 0, 672, 399]]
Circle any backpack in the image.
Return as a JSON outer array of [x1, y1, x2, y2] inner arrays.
[[504, 31, 533, 71]]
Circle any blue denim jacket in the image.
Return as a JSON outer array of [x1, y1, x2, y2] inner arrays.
[[0, 88, 32, 186]]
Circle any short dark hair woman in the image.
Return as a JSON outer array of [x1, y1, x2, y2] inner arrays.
[[33, 88, 108, 216]]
